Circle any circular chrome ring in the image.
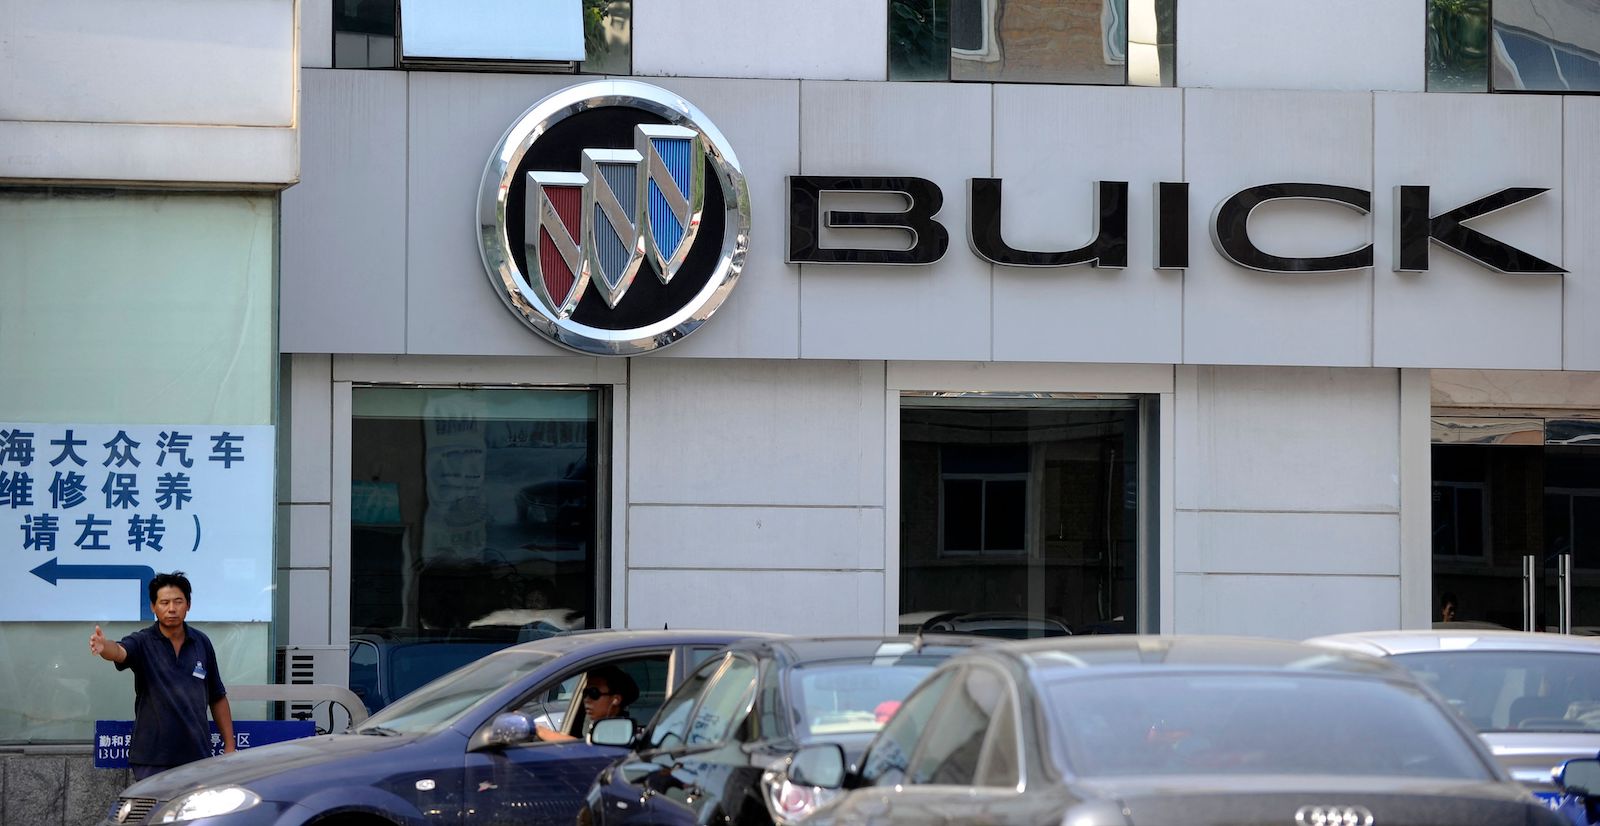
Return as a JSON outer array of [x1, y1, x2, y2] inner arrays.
[[477, 80, 751, 356]]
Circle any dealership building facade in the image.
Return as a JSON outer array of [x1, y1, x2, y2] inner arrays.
[[4, 0, 1600, 814]]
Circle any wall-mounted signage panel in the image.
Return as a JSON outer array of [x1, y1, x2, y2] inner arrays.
[[0, 423, 274, 622]]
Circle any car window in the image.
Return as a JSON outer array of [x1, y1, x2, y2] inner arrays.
[[358, 651, 554, 736], [1047, 673, 1495, 780], [1393, 650, 1600, 733], [859, 668, 956, 787], [647, 656, 723, 750], [909, 666, 1006, 786], [975, 692, 1019, 788], [687, 645, 726, 670], [790, 661, 935, 738], [687, 656, 759, 746], [517, 653, 671, 737]]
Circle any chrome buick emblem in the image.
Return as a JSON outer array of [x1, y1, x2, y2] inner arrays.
[[479, 80, 749, 356], [115, 800, 134, 823], [1295, 805, 1374, 826]]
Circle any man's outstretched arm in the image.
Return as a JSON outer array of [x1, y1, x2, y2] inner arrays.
[[89, 625, 126, 664], [212, 697, 236, 754]]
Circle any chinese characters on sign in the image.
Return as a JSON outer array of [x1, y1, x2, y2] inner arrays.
[[1, 424, 274, 622], [92, 719, 316, 768]]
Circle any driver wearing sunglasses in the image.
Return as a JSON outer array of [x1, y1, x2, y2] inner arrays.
[[535, 664, 639, 743]]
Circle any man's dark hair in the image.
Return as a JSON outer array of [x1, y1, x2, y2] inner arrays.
[[590, 664, 639, 708], [149, 571, 193, 604]]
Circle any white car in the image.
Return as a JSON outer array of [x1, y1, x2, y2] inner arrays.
[[1307, 629, 1600, 806]]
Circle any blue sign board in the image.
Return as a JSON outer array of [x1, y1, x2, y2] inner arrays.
[[93, 719, 316, 769]]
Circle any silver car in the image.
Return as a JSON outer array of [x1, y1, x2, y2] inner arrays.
[[1308, 629, 1600, 806]]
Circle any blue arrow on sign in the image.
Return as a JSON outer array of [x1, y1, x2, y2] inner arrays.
[[30, 559, 157, 621]]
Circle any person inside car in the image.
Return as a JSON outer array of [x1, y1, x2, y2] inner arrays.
[[535, 664, 638, 742]]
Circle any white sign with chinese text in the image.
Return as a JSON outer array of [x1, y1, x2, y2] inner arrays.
[[0, 423, 274, 622]]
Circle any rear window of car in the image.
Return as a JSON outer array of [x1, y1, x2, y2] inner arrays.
[[790, 662, 934, 737], [1392, 650, 1600, 734], [1044, 673, 1495, 780]]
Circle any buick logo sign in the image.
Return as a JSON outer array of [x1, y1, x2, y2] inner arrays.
[[479, 81, 750, 356]]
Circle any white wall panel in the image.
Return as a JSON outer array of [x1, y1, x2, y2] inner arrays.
[[287, 504, 332, 569], [406, 72, 580, 356], [628, 570, 884, 634], [1177, 0, 1424, 92], [1173, 573, 1400, 638], [0, 0, 295, 126], [625, 77, 802, 360], [286, 569, 332, 644], [798, 82, 992, 360], [1174, 366, 1400, 512], [1183, 90, 1374, 366], [1373, 93, 1563, 369], [1174, 511, 1398, 576], [991, 86, 1184, 363], [282, 70, 408, 354], [629, 506, 883, 570], [1564, 98, 1600, 370], [634, 0, 885, 81], [288, 354, 333, 503], [0, 121, 297, 186], [628, 360, 885, 506]]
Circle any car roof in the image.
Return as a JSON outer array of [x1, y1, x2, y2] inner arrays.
[[1306, 628, 1600, 657], [735, 633, 983, 664], [486, 628, 785, 658], [980, 634, 1403, 680]]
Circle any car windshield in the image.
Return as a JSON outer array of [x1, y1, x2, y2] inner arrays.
[[1392, 650, 1600, 734], [790, 662, 934, 738], [355, 650, 553, 736], [1045, 673, 1494, 780]]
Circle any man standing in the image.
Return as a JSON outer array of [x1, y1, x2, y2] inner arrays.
[[90, 571, 235, 780]]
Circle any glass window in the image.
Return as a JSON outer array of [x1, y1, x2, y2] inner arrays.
[[350, 387, 603, 707], [975, 692, 1019, 787], [647, 657, 720, 750], [909, 667, 1005, 785], [1046, 673, 1495, 779], [860, 669, 957, 786], [686, 656, 759, 746], [1394, 650, 1600, 734], [1427, 0, 1490, 92], [889, 0, 1173, 86], [789, 662, 935, 737], [901, 399, 1144, 637], [333, 0, 631, 73], [1492, 0, 1600, 92], [358, 650, 554, 736]]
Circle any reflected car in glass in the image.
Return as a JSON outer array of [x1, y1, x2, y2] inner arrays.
[[1308, 628, 1600, 806], [783, 636, 1566, 826], [100, 630, 774, 826], [580, 635, 981, 826]]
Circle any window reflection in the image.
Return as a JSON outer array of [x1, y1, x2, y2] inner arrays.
[[350, 387, 602, 705], [1493, 0, 1600, 93], [949, 0, 1128, 84], [1428, 0, 1490, 92], [900, 401, 1141, 636]]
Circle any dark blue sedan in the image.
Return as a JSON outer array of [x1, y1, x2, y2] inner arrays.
[[100, 629, 774, 826]]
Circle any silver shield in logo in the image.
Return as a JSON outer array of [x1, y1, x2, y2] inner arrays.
[[478, 80, 750, 356], [1294, 805, 1374, 826]]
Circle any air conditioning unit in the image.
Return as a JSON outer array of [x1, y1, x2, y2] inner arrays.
[[274, 645, 351, 731]]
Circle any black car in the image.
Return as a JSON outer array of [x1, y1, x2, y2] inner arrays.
[[580, 635, 980, 826], [101, 630, 774, 826], [783, 635, 1571, 826]]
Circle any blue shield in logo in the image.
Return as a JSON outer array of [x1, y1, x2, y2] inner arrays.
[[636, 124, 705, 284]]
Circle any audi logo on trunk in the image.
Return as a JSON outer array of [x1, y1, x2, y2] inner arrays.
[[1295, 804, 1375, 826], [479, 81, 750, 356]]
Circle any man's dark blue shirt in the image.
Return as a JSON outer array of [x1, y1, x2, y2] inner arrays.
[[115, 623, 227, 767]]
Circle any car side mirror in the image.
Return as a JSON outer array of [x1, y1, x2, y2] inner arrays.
[[788, 743, 847, 790], [588, 717, 636, 748], [469, 712, 533, 752], [1557, 757, 1600, 797]]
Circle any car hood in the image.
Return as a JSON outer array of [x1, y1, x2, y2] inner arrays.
[[1084, 776, 1548, 826], [121, 731, 431, 800], [1480, 731, 1600, 790]]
